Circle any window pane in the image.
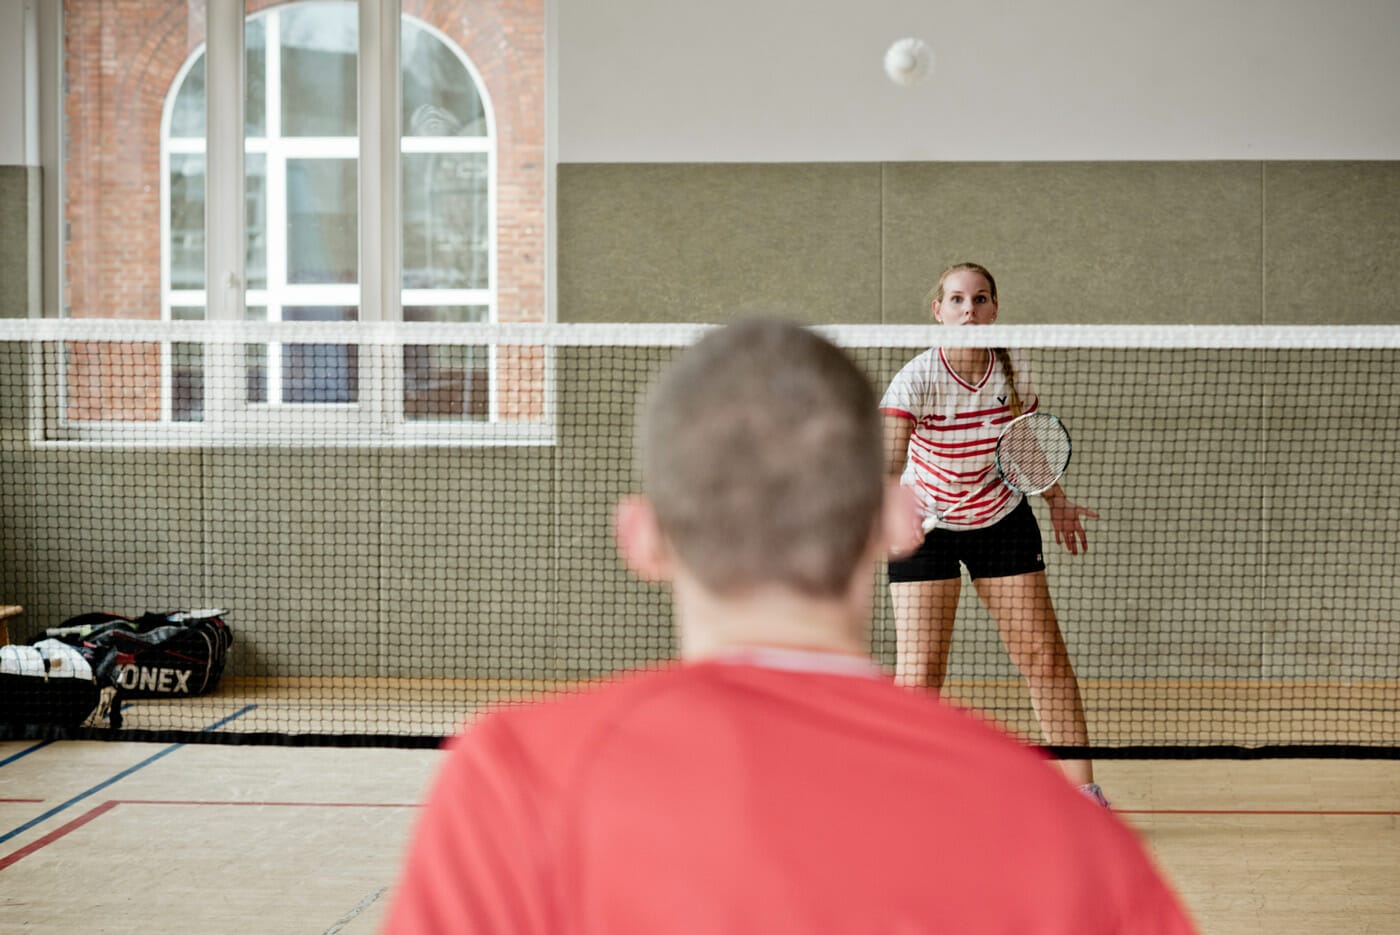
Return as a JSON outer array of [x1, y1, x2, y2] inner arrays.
[[170, 307, 205, 421], [170, 154, 206, 291], [286, 158, 358, 284], [172, 343, 204, 422], [280, 3, 357, 138], [404, 307, 484, 324], [245, 16, 266, 137], [244, 306, 267, 404], [402, 153, 488, 290], [402, 20, 487, 138], [246, 154, 267, 291], [403, 306, 488, 421], [170, 56, 205, 139], [283, 306, 358, 404], [170, 20, 263, 137]]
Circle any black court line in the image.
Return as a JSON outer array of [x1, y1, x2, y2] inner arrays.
[[0, 705, 255, 848]]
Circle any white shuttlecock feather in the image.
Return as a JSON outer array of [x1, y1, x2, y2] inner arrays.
[[884, 38, 933, 87]]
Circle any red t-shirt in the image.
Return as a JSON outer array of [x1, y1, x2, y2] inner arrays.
[[383, 651, 1196, 934]]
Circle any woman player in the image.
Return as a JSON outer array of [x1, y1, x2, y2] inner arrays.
[[882, 262, 1108, 806]]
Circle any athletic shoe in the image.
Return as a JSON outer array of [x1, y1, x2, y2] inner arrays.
[[1078, 782, 1111, 808]]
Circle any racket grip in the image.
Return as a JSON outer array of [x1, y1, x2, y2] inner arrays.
[[921, 515, 940, 533]]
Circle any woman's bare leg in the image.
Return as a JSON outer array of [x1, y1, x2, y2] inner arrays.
[[890, 579, 962, 691], [973, 570, 1094, 786]]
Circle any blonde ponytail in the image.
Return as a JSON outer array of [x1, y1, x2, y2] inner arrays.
[[992, 348, 1022, 418]]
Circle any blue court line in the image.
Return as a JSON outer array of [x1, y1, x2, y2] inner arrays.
[[0, 742, 53, 768], [0, 701, 139, 769], [0, 705, 256, 847]]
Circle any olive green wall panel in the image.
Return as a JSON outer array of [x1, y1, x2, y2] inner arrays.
[[0, 342, 27, 441], [557, 161, 1277, 326], [201, 450, 384, 677], [1032, 348, 1270, 679], [377, 448, 557, 679], [548, 347, 673, 677], [880, 162, 1265, 325], [558, 163, 884, 324], [1263, 162, 1400, 324], [0, 447, 210, 632], [0, 166, 41, 319], [1258, 348, 1400, 677], [558, 161, 1400, 327], [200, 447, 555, 679]]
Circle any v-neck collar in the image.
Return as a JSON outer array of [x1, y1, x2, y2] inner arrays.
[[938, 347, 993, 392]]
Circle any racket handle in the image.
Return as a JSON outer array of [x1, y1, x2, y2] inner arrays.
[[921, 515, 940, 534]]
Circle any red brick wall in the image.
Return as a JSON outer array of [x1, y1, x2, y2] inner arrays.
[[64, 1, 192, 326], [64, 0, 545, 421]]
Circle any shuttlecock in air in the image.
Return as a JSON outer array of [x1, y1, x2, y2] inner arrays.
[[884, 37, 933, 87]]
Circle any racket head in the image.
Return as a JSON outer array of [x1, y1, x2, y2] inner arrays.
[[995, 412, 1072, 495]]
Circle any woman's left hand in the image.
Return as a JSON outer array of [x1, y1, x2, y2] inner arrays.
[[1045, 492, 1099, 556]]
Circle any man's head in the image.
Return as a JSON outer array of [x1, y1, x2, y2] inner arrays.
[[623, 318, 889, 599]]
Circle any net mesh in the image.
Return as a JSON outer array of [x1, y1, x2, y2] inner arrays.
[[1, 319, 1398, 755]]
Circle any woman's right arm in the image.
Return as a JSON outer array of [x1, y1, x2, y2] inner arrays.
[[883, 414, 914, 478]]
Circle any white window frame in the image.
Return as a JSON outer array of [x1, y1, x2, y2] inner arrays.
[[36, 0, 556, 448]]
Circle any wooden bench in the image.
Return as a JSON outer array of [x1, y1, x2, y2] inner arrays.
[[0, 605, 22, 646]]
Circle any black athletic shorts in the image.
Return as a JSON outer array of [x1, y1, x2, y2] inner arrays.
[[888, 497, 1046, 582]]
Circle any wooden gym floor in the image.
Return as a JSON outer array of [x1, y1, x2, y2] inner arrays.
[[1, 687, 1398, 934]]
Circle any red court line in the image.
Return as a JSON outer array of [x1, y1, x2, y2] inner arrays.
[[0, 801, 119, 871], [0, 799, 420, 872], [1120, 808, 1400, 816], [0, 799, 45, 804]]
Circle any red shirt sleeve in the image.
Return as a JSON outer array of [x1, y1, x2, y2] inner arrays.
[[380, 717, 554, 934]]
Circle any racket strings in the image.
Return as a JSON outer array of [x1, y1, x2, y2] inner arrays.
[[997, 416, 1071, 493]]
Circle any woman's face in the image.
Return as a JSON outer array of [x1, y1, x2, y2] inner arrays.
[[932, 270, 997, 326]]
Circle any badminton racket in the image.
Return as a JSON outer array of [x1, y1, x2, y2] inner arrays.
[[922, 411, 1073, 532]]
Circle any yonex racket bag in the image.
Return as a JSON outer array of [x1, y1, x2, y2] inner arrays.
[[44, 609, 233, 699], [0, 639, 110, 729]]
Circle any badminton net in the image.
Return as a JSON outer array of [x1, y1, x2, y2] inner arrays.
[[0, 318, 1396, 756]]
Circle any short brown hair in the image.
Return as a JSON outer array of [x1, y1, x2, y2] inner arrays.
[[641, 318, 884, 597]]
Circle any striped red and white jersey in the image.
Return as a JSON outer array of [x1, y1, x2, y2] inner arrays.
[[881, 346, 1038, 530]]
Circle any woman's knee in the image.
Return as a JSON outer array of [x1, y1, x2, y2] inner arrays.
[[1007, 635, 1074, 681]]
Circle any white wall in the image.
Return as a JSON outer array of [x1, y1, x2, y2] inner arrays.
[[0, 0, 38, 166], [5, 0, 1398, 164], [557, 0, 1400, 162]]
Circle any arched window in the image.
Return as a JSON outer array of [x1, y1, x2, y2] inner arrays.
[[161, 3, 496, 423]]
